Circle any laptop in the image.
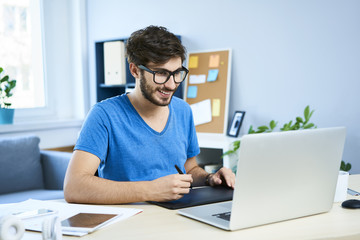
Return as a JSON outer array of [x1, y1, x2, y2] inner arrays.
[[178, 127, 346, 231]]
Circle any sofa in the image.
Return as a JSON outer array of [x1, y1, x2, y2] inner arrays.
[[0, 135, 72, 204]]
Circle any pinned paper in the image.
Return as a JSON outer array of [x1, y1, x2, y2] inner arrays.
[[190, 99, 212, 126], [207, 69, 219, 82], [189, 74, 206, 84], [189, 56, 199, 68], [212, 99, 220, 117], [187, 86, 198, 98], [209, 54, 220, 68]]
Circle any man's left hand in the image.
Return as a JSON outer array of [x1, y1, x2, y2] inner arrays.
[[208, 167, 235, 189]]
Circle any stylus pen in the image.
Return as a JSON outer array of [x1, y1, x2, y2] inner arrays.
[[348, 188, 360, 196], [175, 164, 192, 189], [175, 164, 183, 174]]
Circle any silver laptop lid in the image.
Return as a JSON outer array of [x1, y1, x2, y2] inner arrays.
[[230, 127, 346, 230]]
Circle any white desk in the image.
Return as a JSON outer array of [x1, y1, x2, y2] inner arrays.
[[24, 175, 360, 240]]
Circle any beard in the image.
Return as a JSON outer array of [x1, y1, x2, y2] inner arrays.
[[139, 75, 178, 106]]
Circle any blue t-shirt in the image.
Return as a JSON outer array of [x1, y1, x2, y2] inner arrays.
[[74, 94, 200, 181]]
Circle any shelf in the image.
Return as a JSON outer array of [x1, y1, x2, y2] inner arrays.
[[99, 83, 135, 88], [100, 84, 126, 88]]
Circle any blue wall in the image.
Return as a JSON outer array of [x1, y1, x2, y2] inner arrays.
[[86, 0, 360, 173]]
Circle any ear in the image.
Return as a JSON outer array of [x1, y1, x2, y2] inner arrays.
[[129, 63, 140, 78]]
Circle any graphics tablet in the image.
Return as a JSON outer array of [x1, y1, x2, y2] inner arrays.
[[149, 185, 233, 210]]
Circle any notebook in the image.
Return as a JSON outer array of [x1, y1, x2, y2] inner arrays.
[[178, 127, 346, 231], [149, 185, 233, 209]]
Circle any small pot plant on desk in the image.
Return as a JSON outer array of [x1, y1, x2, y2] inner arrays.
[[223, 105, 351, 173], [0, 67, 17, 124]]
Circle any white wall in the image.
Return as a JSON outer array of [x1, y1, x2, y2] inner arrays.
[[86, 0, 360, 173], [42, 0, 88, 120]]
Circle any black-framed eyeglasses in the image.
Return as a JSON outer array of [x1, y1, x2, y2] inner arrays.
[[138, 65, 189, 84]]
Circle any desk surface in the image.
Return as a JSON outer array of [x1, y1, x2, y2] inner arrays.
[[24, 175, 360, 240]]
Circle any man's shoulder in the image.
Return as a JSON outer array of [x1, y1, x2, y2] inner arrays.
[[98, 94, 124, 104], [95, 94, 127, 109], [88, 95, 129, 119]]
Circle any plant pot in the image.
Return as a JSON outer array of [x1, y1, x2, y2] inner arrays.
[[0, 108, 15, 124]]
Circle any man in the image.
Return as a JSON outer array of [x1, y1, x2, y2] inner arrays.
[[64, 26, 235, 204]]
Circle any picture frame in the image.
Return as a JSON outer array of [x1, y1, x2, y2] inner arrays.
[[227, 111, 246, 137]]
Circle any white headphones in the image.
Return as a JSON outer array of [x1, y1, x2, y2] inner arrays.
[[42, 216, 62, 240], [0, 215, 24, 240], [0, 215, 62, 240]]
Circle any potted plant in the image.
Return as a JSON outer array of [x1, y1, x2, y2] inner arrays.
[[223, 105, 351, 173], [0, 67, 17, 124]]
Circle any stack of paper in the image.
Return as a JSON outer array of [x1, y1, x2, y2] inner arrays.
[[0, 199, 142, 237]]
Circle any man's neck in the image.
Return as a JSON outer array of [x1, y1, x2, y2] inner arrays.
[[127, 89, 169, 119]]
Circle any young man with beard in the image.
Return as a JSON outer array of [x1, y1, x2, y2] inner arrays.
[[64, 26, 235, 204]]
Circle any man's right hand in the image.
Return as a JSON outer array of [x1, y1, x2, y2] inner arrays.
[[150, 174, 193, 202], [65, 151, 194, 204]]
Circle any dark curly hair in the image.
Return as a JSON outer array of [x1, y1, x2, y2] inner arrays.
[[126, 25, 186, 66]]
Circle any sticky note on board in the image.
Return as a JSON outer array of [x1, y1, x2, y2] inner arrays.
[[187, 86, 198, 98], [212, 99, 221, 117], [209, 54, 220, 68], [189, 74, 206, 84], [190, 99, 212, 126], [207, 69, 219, 82], [189, 56, 199, 68]]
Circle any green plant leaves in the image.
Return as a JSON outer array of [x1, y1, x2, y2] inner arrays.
[[304, 105, 315, 124], [248, 120, 278, 134], [296, 117, 303, 123], [0, 67, 17, 108], [304, 105, 310, 120], [223, 105, 352, 172], [248, 125, 255, 134], [304, 123, 315, 129], [340, 160, 352, 172], [279, 106, 316, 131], [0, 75, 9, 83], [270, 120, 277, 130], [222, 140, 240, 158]]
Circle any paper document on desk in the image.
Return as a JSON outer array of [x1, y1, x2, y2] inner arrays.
[[0, 199, 142, 237]]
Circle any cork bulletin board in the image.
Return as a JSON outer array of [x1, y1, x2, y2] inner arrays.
[[184, 49, 232, 134]]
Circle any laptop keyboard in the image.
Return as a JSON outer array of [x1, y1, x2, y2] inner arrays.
[[212, 211, 231, 221]]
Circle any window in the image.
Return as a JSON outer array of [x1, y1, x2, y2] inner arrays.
[[0, 0, 45, 109]]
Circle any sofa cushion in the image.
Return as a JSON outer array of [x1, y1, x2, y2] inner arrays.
[[0, 189, 64, 204], [0, 135, 44, 194], [41, 150, 72, 190]]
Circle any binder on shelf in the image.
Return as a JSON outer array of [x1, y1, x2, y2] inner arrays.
[[103, 41, 126, 85]]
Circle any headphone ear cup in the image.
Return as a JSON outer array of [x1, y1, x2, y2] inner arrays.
[[42, 216, 62, 240], [42, 217, 52, 240], [0, 215, 25, 240], [53, 216, 62, 240]]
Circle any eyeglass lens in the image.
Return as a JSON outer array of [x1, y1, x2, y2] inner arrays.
[[154, 70, 187, 84]]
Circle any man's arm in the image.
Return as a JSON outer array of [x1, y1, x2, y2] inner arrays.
[[184, 156, 235, 188], [63, 150, 193, 204]]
